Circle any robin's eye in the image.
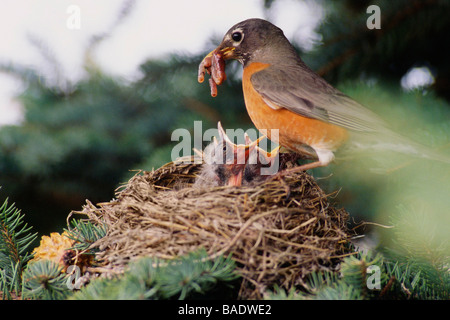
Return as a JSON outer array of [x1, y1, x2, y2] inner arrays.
[[232, 31, 243, 42]]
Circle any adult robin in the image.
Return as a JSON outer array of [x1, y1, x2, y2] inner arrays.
[[199, 18, 449, 172]]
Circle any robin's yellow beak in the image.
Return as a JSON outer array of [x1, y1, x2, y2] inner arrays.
[[201, 46, 236, 62], [218, 46, 236, 60]]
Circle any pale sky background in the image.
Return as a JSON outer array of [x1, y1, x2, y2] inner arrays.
[[0, 0, 431, 126], [0, 0, 324, 126]]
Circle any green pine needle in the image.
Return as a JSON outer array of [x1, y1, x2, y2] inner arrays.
[[72, 248, 239, 300], [70, 276, 122, 300], [64, 219, 107, 252], [157, 249, 239, 299], [0, 197, 37, 265], [0, 261, 21, 300], [22, 260, 71, 300], [266, 252, 386, 300], [0, 196, 38, 298]]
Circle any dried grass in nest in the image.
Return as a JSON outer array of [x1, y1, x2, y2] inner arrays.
[[77, 154, 352, 299]]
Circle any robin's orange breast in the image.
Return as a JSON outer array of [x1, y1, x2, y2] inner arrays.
[[242, 62, 349, 154]]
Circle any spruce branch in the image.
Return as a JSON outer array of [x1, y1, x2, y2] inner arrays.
[[0, 197, 37, 265], [157, 249, 239, 299], [266, 251, 386, 300], [0, 261, 21, 300], [70, 276, 122, 300], [72, 249, 239, 300], [382, 254, 450, 299], [0, 196, 37, 298], [65, 219, 107, 252], [22, 260, 71, 300], [380, 204, 450, 299]]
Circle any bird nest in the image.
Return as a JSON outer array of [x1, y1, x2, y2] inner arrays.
[[77, 154, 352, 299]]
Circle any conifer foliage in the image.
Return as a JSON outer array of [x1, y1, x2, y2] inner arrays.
[[0, 196, 37, 299], [1, 190, 448, 300], [1, 1, 449, 300]]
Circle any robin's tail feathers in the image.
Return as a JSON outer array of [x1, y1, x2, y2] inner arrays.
[[349, 131, 450, 164]]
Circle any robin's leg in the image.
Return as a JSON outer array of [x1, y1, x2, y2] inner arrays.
[[282, 160, 325, 174], [273, 161, 325, 182], [274, 147, 334, 177]]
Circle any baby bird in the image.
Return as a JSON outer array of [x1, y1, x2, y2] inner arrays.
[[194, 122, 284, 186], [243, 133, 281, 184]]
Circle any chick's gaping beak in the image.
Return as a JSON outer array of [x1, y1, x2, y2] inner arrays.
[[226, 167, 244, 186]]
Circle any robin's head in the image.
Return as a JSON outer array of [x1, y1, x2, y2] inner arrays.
[[215, 18, 296, 66]]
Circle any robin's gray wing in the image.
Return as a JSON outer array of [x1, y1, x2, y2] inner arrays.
[[250, 64, 389, 133]]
